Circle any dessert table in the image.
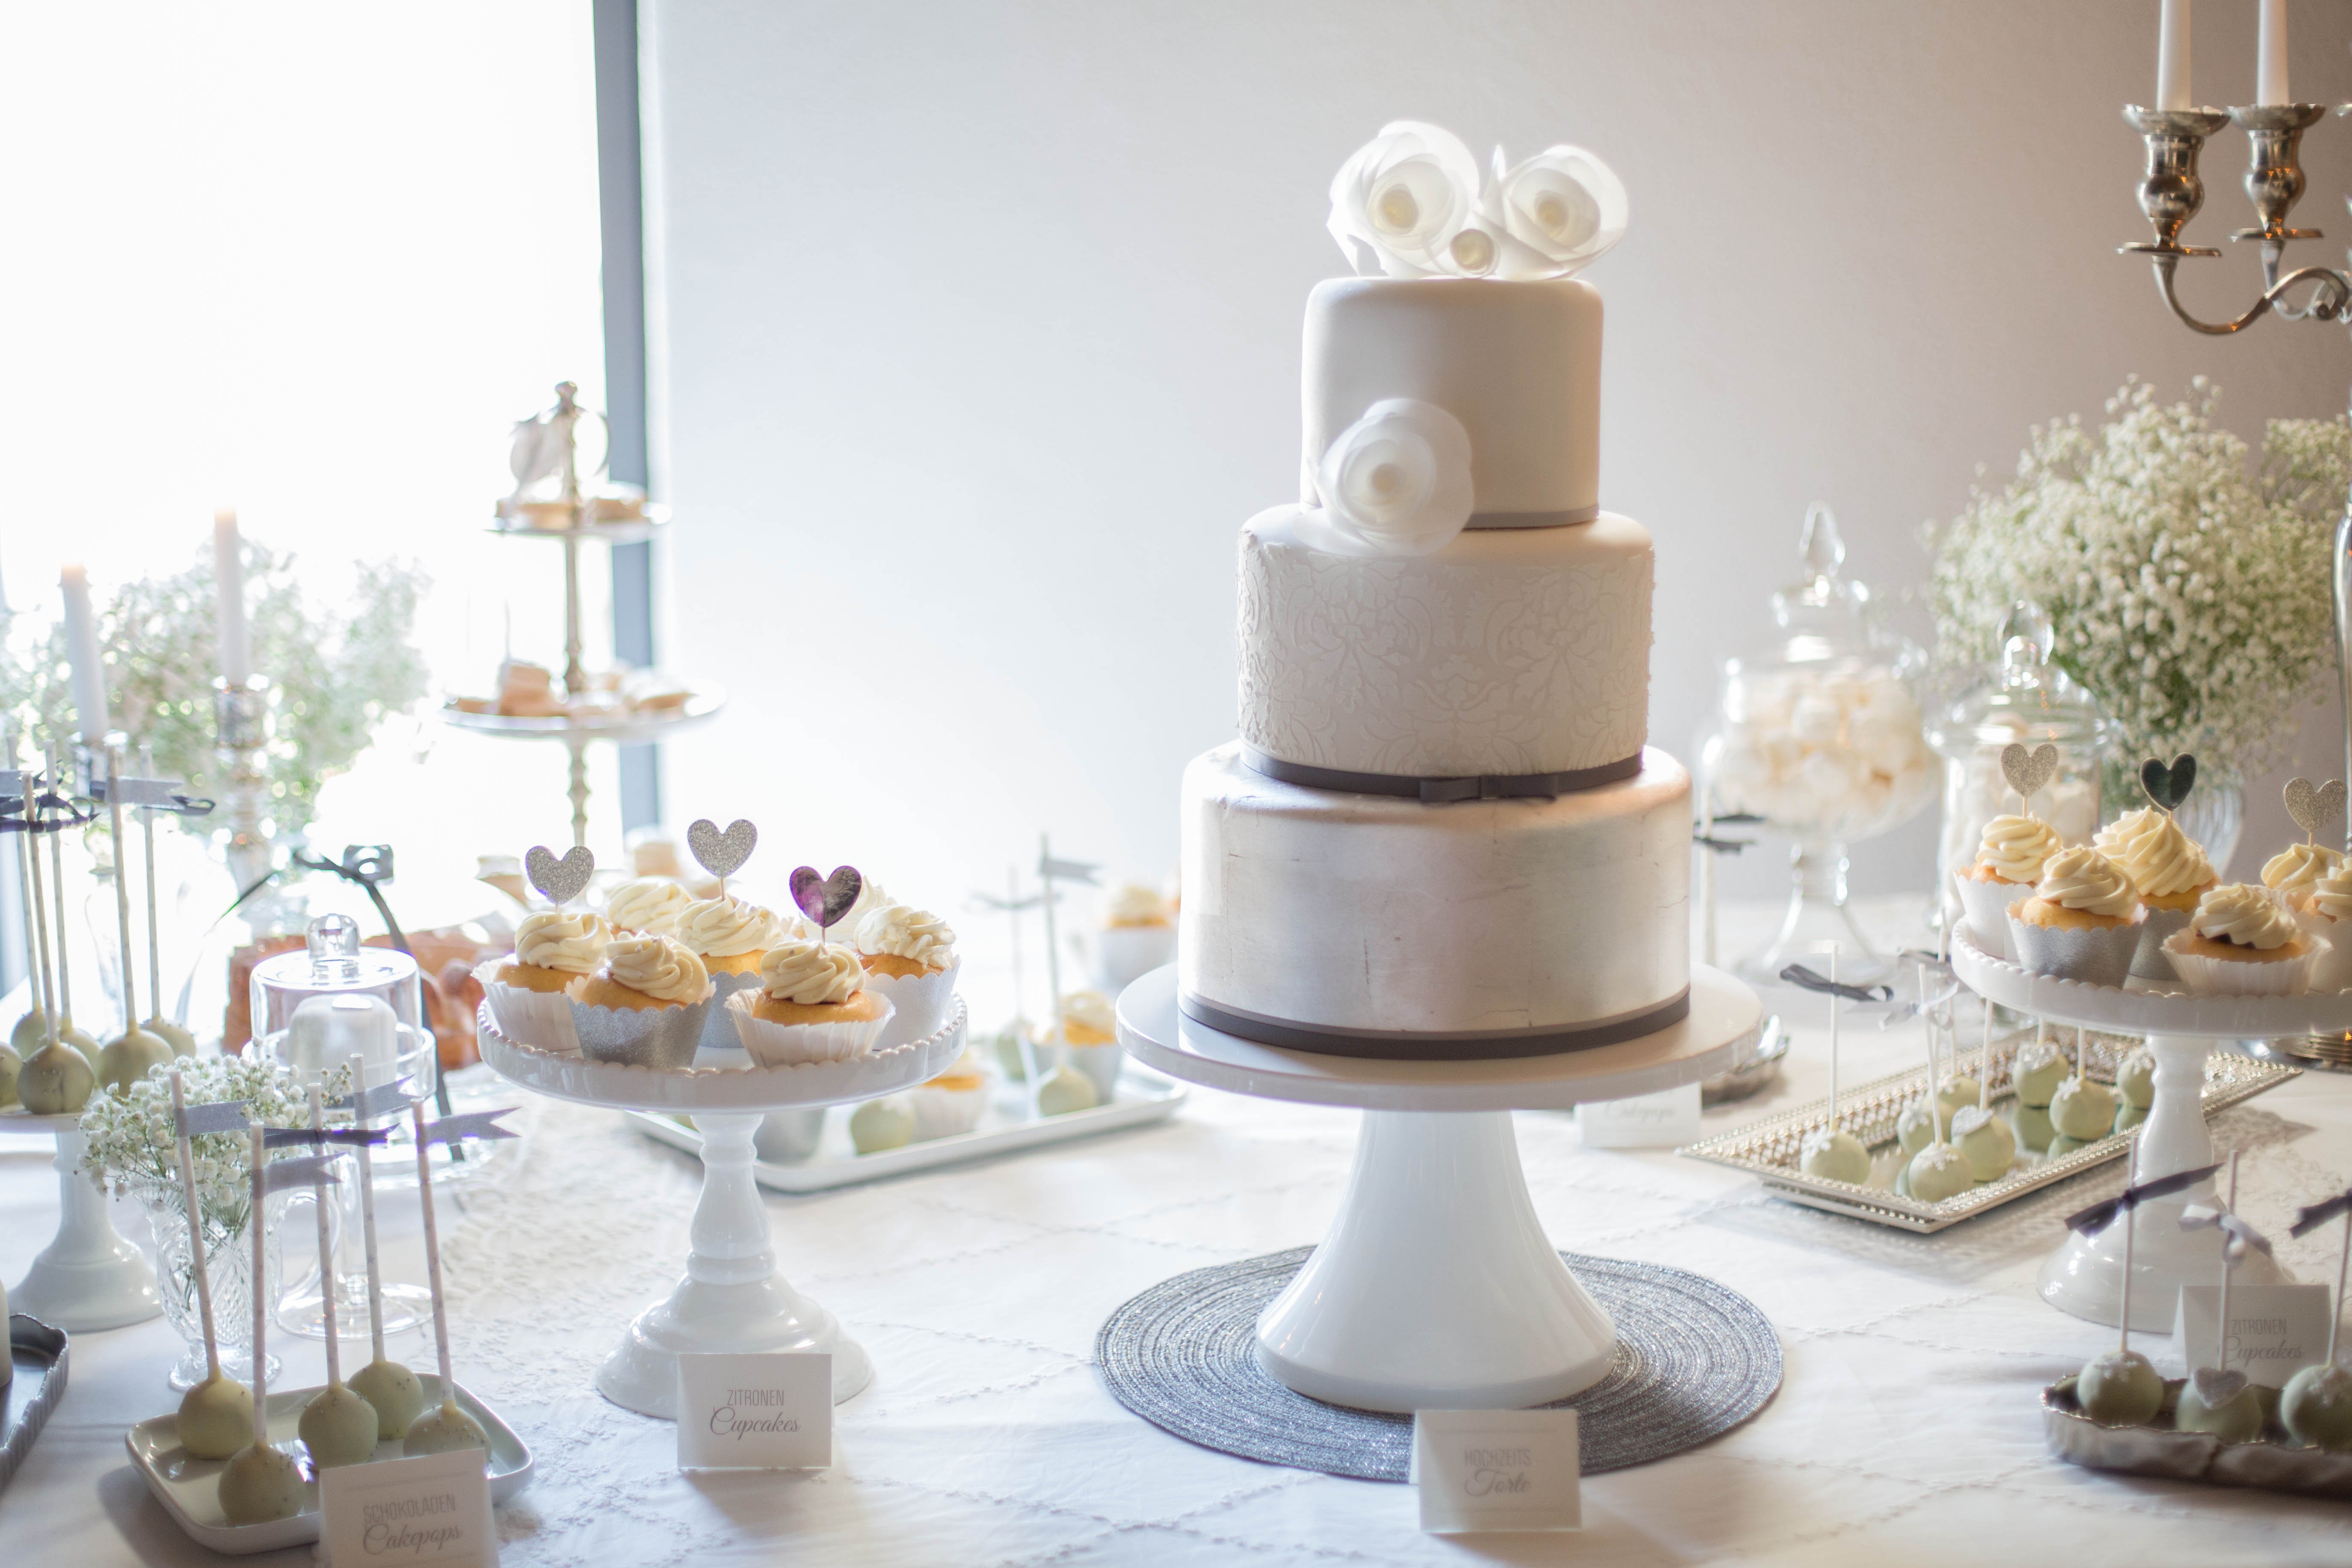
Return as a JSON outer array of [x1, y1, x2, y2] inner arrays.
[[3, 898, 2349, 1565]]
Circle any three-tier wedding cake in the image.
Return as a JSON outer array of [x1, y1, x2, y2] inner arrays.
[[1178, 123, 1690, 1060]]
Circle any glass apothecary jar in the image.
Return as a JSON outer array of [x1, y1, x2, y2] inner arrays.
[[1923, 600, 2115, 934], [1700, 504, 1937, 982]]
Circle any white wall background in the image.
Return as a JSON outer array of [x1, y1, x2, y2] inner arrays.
[[642, 1, 2352, 994]]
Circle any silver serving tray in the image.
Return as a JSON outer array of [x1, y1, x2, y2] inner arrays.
[[627, 1063, 1188, 1192], [1, 1315, 68, 1492], [124, 1375, 531, 1556], [1679, 1030, 2298, 1233], [2044, 1377, 2352, 1495]]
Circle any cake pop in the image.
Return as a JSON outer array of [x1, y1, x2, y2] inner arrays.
[[294, 1087, 379, 1469], [1796, 947, 1870, 1185], [850, 1094, 916, 1152], [219, 1122, 307, 1526], [1035, 1062, 1100, 1116], [1904, 1018, 1974, 1202], [340, 1060, 424, 1439], [401, 1103, 513, 1456], [2012, 1024, 2068, 1106], [17, 1039, 93, 1114], [0, 1041, 18, 1108], [1952, 1000, 2017, 1181], [2175, 1153, 2268, 1442], [168, 1071, 252, 1459], [2062, 1158, 2217, 1426], [2283, 1182, 2352, 1450], [2049, 1027, 2115, 1144]]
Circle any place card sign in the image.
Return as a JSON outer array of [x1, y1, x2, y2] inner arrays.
[[2172, 1283, 2332, 1387], [1577, 1083, 1702, 1150], [319, 1448, 495, 1567], [1410, 1408, 1581, 1534], [676, 1351, 832, 1470]]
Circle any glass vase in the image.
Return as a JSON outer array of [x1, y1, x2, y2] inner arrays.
[[134, 1177, 290, 1393]]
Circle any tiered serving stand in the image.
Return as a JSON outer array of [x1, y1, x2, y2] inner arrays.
[[477, 1001, 964, 1416], [1115, 964, 1760, 1412], [1947, 928, 2338, 1330]]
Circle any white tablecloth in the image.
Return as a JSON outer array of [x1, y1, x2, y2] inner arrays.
[[6, 900, 2352, 1565]]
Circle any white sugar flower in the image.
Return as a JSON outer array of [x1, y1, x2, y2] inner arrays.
[[1476, 144, 1628, 280], [1300, 398, 1474, 557], [1327, 122, 1481, 279]]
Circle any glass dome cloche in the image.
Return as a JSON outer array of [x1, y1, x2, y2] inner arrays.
[[1923, 599, 2117, 937], [1700, 503, 1937, 983]]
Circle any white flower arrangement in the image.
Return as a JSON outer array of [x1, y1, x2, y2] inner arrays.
[[1928, 378, 2344, 775], [76, 1053, 352, 1230], [1298, 397, 1474, 557], [1328, 123, 1626, 282]]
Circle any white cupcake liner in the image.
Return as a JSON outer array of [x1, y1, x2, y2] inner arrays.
[[2295, 911, 2352, 994], [474, 960, 583, 1056], [1954, 872, 2029, 962], [862, 960, 960, 1050], [2007, 910, 2144, 989], [569, 990, 711, 1068], [910, 1081, 986, 1141], [2160, 931, 2323, 997], [2127, 905, 2196, 984], [724, 988, 895, 1067]]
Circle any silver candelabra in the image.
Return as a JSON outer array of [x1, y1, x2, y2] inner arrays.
[[2121, 97, 2352, 839]]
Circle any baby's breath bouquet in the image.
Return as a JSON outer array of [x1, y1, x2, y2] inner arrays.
[[1930, 378, 2344, 784]]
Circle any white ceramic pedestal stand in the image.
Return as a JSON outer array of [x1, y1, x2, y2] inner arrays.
[[477, 1003, 965, 1416], [1116, 965, 1760, 1413], [1948, 930, 2330, 1331], [3, 1112, 161, 1331]]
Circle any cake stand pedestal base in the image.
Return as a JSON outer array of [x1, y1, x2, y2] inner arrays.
[[9, 1120, 160, 1332], [593, 1111, 871, 1417], [1117, 965, 1759, 1414]]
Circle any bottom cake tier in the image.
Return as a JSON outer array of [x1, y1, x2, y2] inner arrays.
[[1176, 742, 1692, 1059]]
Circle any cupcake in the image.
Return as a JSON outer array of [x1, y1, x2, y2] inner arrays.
[[854, 904, 961, 1048], [2295, 864, 2352, 993], [1954, 814, 2061, 960], [2006, 844, 2144, 988], [1095, 881, 1178, 992], [2094, 807, 2217, 982], [726, 938, 895, 1067], [603, 877, 693, 938], [2262, 840, 2345, 911], [566, 933, 712, 1068], [480, 909, 609, 1052], [909, 1047, 988, 1140], [675, 893, 798, 1049], [2162, 882, 2323, 996], [1046, 989, 1122, 1103]]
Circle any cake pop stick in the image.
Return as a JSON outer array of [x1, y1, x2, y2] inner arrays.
[[218, 1121, 307, 1524], [97, 743, 167, 1091], [12, 760, 93, 1115], [297, 1085, 379, 1468], [2175, 1152, 2269, 1439], [2064, 1161, 2218, 1424], [2284, 1184, 2352, 1445], [6, 725, 46, 1051], [168, 1069, 252, 1458], [401, 1102, 491, 1453], [248, 1123, 269, 1445], [342, 1052, 422, 1437], [135, 743, 194, 1054], [47, 749, 72, 1027], [1792, 947, 1870, 1183]]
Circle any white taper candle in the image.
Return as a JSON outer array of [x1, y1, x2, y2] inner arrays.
[[2157, 0, 2192, 110]]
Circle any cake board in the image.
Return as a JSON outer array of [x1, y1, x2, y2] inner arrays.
[[1115, 963, 1760, 1413]]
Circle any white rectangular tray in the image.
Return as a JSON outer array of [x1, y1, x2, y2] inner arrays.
[[626, 1064, 1188, 1191], [125, 1376, 530, 1555]]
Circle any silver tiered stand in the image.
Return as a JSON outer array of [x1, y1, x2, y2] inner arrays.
[[1116, 965, 1759, 1412], [477, 1002, 965, 1416]]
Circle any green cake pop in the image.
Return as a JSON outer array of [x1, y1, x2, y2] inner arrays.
[[2077, 1348, 2165, 1426], [98, 1024, 170, 1094], [2282, 1179, 2352, 1449], [2011, 1100, 2055, 1153], [1896, 1100, 1936, 1156], [0, 1040, 18, 1108], [2049, 1030, 2114, 1141], [850, 1094, 916, 1151], [2116, 1046, 2156, 1109], [296, 1086, 379, 1469], [1796, 946, 1871, 1184], [1904, 1024, 1975, 1202], [2012, 1029, 2067, 1107], [8, 1006, 49, 1059], [17, 1038, 93, 1114], [1951, 1105, 2016, 1182], [1036, 1063, 1100, 1116], [166, 1071, 252, 1459]]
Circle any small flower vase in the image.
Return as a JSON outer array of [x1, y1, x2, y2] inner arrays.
[[135, 1176, 288, 1392]]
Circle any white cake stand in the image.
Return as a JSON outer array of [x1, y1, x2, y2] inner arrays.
[[2, 1109, 161, 1332], [477, 1002, 965, 1416], [1115, 965, 1759, 1413], [1947, 930, 2334, 1331]]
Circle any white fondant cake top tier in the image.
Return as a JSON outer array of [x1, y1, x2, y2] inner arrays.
[[1237, 504, 1651, 779], [1302, 277, 1600, 524]]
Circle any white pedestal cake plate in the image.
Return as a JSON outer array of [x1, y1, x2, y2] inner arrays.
[[1116, 964, 1760, 1413], [1946, 929, 2338, 1331], [0, 1109, 160, 1332], [477, 1001, 965, 1417]]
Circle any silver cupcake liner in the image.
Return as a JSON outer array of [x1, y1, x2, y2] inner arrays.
[[699, 968, 761, 1053], [2007, 911, 2143, 989], [2129, 905, 2196, 983], [569, 993, 711, 1068]]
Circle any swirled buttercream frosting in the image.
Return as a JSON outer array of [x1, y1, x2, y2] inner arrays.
[[854, 904, 958, 968], [1060, 990, 1116, 1037], [760, 940, 866, 1006], [604, 878, 692, 936], [676, 893, 790, 957], [1104, 883, 1171, 926], [2093, 807, 2214, 899], [1975, 815, 2060, 884], [2311, 866, 2352, 924], [2192, 883, 2298, 950], [2262, 841, 2344, 900], [2034, 845, 2136, 918], [515, 910, 608, 974], [603, 934, 708, 1003]]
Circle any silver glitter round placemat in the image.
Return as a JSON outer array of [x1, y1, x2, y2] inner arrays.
[[1097, 1247, 1780, 1482]]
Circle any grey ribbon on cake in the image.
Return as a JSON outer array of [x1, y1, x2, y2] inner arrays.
[[1243, 746, 1642, 804], [1180, 987, 1691, 1061]]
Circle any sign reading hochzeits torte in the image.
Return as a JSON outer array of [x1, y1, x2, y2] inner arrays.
[[1179, 122, 1693, 1062]]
